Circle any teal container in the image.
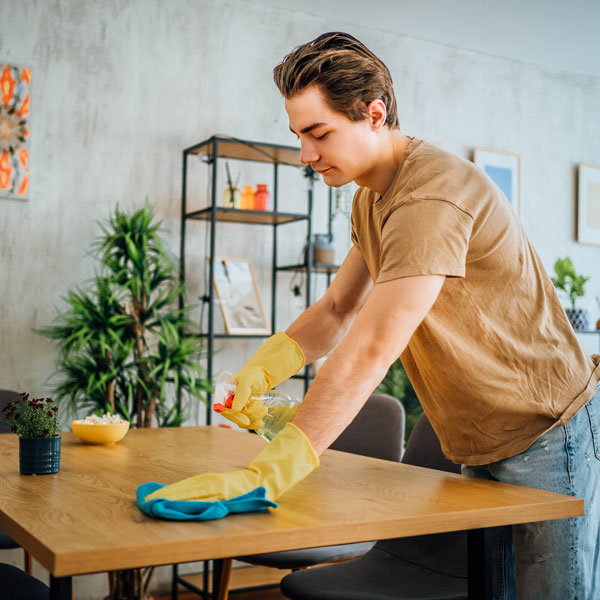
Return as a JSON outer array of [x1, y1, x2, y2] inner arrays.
[[19, 435, 61, 475]]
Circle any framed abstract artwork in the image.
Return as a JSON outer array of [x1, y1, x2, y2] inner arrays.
[[474, 148, 521, 217], [577, 164, 600, 246], [211, 257, 271, 335], [0, 62, 30, 200]]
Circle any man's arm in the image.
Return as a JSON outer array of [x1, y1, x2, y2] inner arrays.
[[286, 246, 374, 364], [293, 273, 445, 454]]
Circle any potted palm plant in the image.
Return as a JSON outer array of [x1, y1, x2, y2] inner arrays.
[[37, 203, 211, 599], [551, 257, 590, 330]]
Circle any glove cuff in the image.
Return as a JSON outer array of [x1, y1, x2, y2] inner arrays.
[[242, 331, 305, 387], [286, 423, 320, 468], [249, 422, 319, 500], [279, 331, 306, 372]]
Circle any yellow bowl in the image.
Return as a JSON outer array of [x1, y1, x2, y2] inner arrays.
[[71, 421, 130, 445]]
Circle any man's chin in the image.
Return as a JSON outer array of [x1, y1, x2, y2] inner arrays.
[[322, 170, 351, 187]]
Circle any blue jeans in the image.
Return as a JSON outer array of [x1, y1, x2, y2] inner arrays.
[[462, 386, 600, 600]]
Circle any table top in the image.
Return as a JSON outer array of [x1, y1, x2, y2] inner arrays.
[[0, 427, 583, 577]]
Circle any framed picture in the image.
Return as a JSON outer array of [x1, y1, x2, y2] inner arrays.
[[0, 62, 31, 200], [211, 257, 271, 335], [577, 164, 600, 246], [473, 148, 521, 217]]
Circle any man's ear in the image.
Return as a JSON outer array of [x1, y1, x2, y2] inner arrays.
[[366, 99, 387, 130]]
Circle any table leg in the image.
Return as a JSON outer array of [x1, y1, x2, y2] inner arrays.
[[467, 528, 493, 600], [171, 563, 179, 600], [49, 575, 72, 600], [212, 559, 223, 600]]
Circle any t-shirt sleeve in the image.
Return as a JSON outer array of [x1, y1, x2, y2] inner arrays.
[[377, 197, 474, 283]]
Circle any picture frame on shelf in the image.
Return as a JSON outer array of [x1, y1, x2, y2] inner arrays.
[[577, 164, 600, 246], [211, 257, 271, 335], [473, 148, 521, 217]]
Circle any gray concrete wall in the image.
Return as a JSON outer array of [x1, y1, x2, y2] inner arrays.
[[1, 1, 600, 596]]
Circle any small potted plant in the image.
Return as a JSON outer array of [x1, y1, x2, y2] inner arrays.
[[1, 393, 61, 475], [551, 257, 590, 331]]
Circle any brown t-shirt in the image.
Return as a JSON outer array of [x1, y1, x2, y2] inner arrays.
[[351, 138, 600, 465]]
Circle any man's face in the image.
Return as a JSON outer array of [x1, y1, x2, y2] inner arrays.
[[285, 86, 377, 187]]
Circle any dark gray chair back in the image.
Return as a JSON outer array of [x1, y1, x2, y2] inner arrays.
[[330, 393, 404, 462], [0, 563, 48, 599], [0, 390, 24, 551], [0, 389, 21, 433], [402, 411, 461, 473]]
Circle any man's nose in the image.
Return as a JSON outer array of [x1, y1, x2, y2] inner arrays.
[[299, 141, 319, 165]]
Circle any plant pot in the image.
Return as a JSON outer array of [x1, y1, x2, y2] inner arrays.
[[19, 435, 61, 475], [565, 308, 590, 331]]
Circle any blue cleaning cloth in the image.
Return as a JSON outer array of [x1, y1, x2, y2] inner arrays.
[[136, 482, 278, 521]]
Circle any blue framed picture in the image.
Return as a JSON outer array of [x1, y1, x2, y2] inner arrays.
[[474, 148, 521, 217]]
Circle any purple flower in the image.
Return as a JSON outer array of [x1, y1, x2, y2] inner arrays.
[[6, 392, 59, 437]]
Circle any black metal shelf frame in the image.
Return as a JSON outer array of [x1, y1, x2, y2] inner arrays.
[[176, 134, 338, 600], [179, 135, 342, 426]]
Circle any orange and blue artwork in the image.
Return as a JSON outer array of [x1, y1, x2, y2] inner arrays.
[[0, 62, 30, 199]]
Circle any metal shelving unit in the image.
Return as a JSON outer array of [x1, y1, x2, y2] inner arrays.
[[180, 135, 341, 424], [176, 135, 340, 600]]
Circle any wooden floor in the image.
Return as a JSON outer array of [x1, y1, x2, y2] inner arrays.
[[155, 590, 285, 600], [154, 565, 289, 600]]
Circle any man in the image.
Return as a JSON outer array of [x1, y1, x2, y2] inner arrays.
[[148, 32, 600, 599]]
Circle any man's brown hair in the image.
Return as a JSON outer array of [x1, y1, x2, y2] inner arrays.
[[273, 32, 399, 129]]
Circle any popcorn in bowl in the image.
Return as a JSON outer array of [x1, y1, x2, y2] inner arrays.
[[71, 413, 130, 445], [74, 413, 127, 425]]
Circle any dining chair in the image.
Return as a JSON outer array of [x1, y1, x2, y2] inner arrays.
[[0, 562, 49, 599], [0, 389, 33, 574], [206, 393, 406, 600], [279, 412, 468, 600]]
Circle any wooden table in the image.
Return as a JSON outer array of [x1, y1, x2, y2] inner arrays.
[[0, 427, 583, 599]]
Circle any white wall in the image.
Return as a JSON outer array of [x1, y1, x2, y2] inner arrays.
[[1, 1, 600, 596], [252, 0, 600, 79]]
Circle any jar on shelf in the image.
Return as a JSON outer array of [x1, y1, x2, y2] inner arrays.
[[223, 185, 240, 209], [254, 184, 269, 211], [312, 233, 335, 265], [240, 185, 255, 210]]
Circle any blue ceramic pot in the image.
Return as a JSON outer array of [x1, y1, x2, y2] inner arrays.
[[565, 308, 590, 331], [19, 435, 61, 475]]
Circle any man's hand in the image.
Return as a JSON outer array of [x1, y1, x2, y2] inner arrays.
[[144, 423, 319, 503], [218, 332, 304, 429], [218, 397, 267, 430]]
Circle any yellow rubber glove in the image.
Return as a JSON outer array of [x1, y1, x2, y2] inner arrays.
[[222, 331, 304, 429], [220, 399, 267, 430], [144, 423, 318, 502]]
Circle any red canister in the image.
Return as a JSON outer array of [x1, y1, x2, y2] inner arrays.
[[254, 184, 269, 211]]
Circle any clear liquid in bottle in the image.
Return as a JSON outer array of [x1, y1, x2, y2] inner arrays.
[[214, 372, 301, 442], [252, 392, 301, 442]]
